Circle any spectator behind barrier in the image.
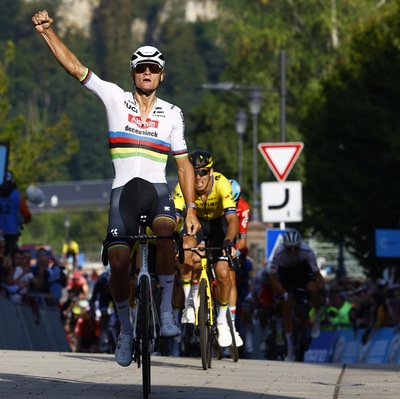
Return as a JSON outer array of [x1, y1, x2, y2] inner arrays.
[[29, 249, 57, 305], [9, 248, 36, 303], [0, 170, 32, 255], [325, 290, 354, 330]]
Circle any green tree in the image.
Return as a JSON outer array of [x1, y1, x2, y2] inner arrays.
[[190, 0, 396, 197], [0, 41, 79, 189], [302, 4, 400, 275], [91, 0, 136, 87], [7, 3, 111, 181]]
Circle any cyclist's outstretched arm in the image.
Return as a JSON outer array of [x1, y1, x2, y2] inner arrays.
[[32, 10, 87, 80]]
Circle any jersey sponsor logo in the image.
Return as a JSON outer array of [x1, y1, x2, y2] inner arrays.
[[241, 209, 250, 229], [179, 110, 186, 134], [154, 107, 166, 118], [207, 200, 218, 207], [128, 114, 159, 129], [124, 100, 138, 112], [125, 125, 159, 137]]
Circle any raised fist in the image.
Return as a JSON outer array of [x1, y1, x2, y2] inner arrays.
[[32, 10, 53, 32]]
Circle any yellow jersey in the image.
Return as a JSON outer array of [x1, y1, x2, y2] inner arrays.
[[173, 171, 237, 220]]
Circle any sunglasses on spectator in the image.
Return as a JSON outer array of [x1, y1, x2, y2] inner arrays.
[[134, 63, 162, 74], [194, 169, 209, 177]]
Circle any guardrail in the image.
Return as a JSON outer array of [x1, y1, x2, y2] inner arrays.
[[0, 291, 71, 352]]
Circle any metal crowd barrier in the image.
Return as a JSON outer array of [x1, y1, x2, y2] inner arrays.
[[0, 291, 71, 352]]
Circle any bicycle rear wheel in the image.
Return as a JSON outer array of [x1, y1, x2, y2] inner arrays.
[[140, 275, 151, 398], [199, 278, 210, 370], [226, 310, 239, 362]]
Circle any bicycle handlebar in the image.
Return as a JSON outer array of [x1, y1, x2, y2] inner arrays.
[[184, 246, 240, 270], [128, 231, 185, 264]]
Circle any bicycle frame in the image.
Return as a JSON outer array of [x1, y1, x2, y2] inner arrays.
[[184, 245, 219, 370], [292, 288, 311, 362], [127, 215, 184, 398], [196, 252, 215, 327], [132, 226, 159, 352]]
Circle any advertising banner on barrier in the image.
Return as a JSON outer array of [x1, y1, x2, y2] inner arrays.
[[331, 329, 363, 364], [305, 327, 400, 364], [386, 330, 400, 364], [304, 330, 337, 363]]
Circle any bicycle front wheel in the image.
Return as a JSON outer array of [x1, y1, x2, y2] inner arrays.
[[140, 275, 151, 398], [227, 310, 239, 362], [199, 278, 210, 370]]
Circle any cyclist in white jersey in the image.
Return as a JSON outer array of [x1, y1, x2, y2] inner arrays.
[[268, 229, 324, 361], [32, 10, 200, 367]]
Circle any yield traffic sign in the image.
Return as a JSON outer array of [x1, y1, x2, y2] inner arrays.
[[258, 142, 304, 181]]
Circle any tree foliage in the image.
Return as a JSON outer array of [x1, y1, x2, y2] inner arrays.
[[1, 0, 399, 273], [0, 41, 79, 190], [302, 3, 400, 275]]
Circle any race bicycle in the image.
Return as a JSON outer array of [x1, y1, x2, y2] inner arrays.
[[126, 215, 184, 398], [291, 287, 312, 362], [184, 243, 239, 369]]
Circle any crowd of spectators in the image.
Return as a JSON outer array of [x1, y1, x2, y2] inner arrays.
[[0, 244, 67, 306], [316, 266, 400, 342], [2, 231, 400, 356]]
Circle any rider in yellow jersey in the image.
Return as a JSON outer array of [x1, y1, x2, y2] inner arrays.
[[173, 150, 239, 348]]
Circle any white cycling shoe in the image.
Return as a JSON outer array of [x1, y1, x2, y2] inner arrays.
[[311, 321, 321, 338], [217, 323, 232, 347], [160, 311, 180, 337], [234, 329, 244, 347], [181, 305, 195, 324], [115, 332, 133, 367]]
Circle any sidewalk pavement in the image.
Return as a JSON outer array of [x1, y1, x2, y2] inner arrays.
[[0, 350, 399, 398]]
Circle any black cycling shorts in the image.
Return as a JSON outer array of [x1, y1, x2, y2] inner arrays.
[[107, 177, 176, 249], [181, 217, 228, 263], [278, 260, 316, 292]]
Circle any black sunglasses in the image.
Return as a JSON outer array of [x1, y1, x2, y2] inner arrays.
[[194, 169, 209, 177], [134, 63, 162, 74]]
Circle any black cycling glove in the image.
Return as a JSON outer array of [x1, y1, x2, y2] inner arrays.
[[222, 239, 234, 256]]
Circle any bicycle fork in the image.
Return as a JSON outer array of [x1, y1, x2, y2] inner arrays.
[[195, 261, 215, 328], [132, 239, 160, 358]]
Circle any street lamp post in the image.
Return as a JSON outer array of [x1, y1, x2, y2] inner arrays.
[[248, 91, 263, 221], [234, 108, 247, 186], [202, 50, 287, 222], [64, 215, 71, 242]]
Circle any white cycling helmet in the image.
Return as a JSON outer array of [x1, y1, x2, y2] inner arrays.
[[283, 229, 302, 248], [130, 46, 165, 71]]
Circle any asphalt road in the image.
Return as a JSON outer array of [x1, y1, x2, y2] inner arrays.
[[0, 350, 399, 399]]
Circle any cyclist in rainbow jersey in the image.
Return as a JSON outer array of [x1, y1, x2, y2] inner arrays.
[[32, 10, 200, 367]]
